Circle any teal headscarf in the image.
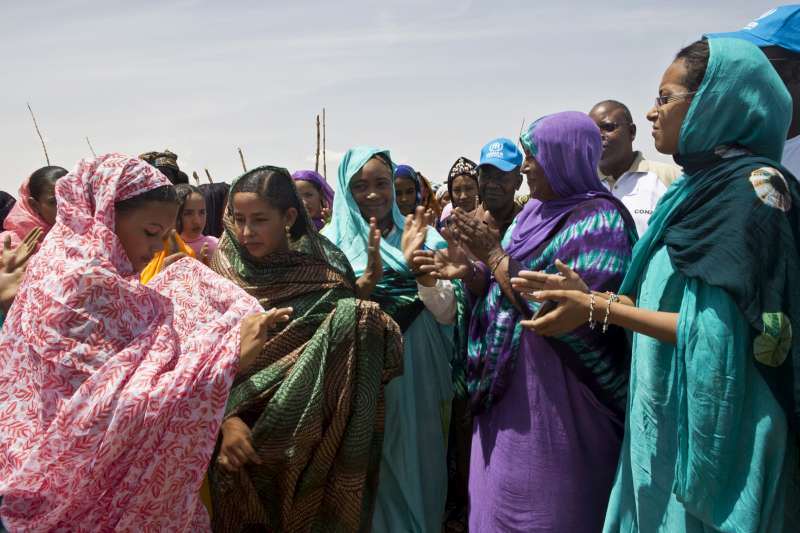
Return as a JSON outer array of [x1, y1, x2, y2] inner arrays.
[[322, 146, 446, 276], [621, 38, 800, 429]]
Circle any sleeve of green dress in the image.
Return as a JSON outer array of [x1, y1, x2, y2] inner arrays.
[[673, 279, 790, 531]]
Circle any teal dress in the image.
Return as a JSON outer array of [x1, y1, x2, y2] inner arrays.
[[603, 244, 799, 532], [370, 227, 454, 533], [323, 146, 460, 532]]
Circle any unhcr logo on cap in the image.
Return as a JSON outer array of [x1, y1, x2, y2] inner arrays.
[[487, 142, 504, 159]]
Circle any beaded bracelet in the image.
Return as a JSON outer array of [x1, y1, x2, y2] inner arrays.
[[588, 293, 597, 330], [602, 292, 620, 333], [490, 254, 509, 277]]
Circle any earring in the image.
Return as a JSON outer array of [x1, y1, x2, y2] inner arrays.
[[285, 226, 292, 240]]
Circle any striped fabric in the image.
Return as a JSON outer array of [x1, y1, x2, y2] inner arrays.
[[467, 198, 636, 415]]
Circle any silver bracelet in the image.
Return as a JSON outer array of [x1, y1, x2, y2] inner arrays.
[[602, 292, 620, 333], [588, 293, 597, 330]]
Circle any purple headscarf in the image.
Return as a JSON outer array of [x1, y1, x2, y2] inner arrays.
[[511, 111, 631, 259], [292, 170, 335, 230]]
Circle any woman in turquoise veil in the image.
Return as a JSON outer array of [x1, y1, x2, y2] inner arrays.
[[514, 38, 800, 532], [323, 146, 465, 532]]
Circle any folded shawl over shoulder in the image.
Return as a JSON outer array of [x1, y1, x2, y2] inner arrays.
[[0, 154, 262, 532], [208, 166, 403, 533]]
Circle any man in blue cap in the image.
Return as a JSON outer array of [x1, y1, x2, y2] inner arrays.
[[706, 5, 800, 176], [473, 137, 524, 238]]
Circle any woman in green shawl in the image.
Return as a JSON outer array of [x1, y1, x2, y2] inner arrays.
[[514, 38, 800, 532], [207, 165, 403, 532], [322, 146, 464, 533]]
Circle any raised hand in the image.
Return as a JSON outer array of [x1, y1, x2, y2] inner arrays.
[[0, 228, 42, 270], [401, 206, 432, 274], [448, 208, 502, 264], [239, 307, 294, 370], [217, 416, 262, 473], [412, 226, 472, 280], [320, 205, 332, 222], [0, 229, 43, 312], [511, 259, 589, 300], [356, 218, 383, 299], [199, 242, 210, 265]]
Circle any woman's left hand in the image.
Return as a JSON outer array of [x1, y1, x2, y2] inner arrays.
[[511, 259, 589, 299], [519, 289, 591, 336], [401, 207, 436, 285]]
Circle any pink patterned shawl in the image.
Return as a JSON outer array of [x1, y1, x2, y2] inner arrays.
[[0, 154, 261, 532]]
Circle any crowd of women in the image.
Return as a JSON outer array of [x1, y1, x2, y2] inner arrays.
[[0, 13, 799, 533]]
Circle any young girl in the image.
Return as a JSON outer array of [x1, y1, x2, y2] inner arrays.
[[0, 153, 288, 531], [291, 169, 334, 230], [175, 184, 219, 262], [208, 166, 402, 532]]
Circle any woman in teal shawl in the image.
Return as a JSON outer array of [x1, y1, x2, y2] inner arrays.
[[515, 38, 800, 532], [323, 146, 464, 533]]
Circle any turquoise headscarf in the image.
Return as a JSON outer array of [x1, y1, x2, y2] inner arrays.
[[322, 146, 446, 277], [620, 38, 800, 429]]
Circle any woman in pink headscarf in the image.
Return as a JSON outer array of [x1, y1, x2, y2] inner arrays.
[[1, 165, 68, 249], [0, 153, 291, 532]]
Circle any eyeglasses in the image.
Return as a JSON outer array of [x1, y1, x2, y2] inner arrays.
[[654, 92, 696, 108], [597, 121, 632, 133]]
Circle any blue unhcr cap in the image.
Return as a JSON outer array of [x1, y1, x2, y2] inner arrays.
[[705, 5, 800, 53], [478, 138, 523, 172]]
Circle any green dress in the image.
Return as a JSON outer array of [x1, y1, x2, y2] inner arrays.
[[603, 244, 799, 532]]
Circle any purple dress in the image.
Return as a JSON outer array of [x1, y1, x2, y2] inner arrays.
[[467, 112, 636, 532]]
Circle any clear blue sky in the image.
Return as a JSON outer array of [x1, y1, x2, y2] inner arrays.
[[0, 1, 778, 194]]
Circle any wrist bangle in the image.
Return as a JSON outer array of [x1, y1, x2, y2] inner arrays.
[[490, 253, 508, 277], [588, 292, 597, 330], [602, 292, 620, 333]]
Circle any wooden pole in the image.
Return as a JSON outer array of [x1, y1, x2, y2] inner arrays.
[[85, 136, 97, 158], [322, 108, 327, 178], [26, 103, 50, 165], [204, 168, 213, 183], [517, 117, 526, 147], [192, 171, 201, 185], [315, 114, 321, 173], [237, 147, 247, 172]]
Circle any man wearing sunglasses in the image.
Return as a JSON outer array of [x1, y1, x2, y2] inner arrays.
[[706, 5, 800, 178], [589, 100, 681, 236]]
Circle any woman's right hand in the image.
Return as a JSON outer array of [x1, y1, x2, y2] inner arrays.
[[239, 307, 293, 370], [0, 231, 40, 312], [355, 218, 383, 298], [217, 416, 262, 473]]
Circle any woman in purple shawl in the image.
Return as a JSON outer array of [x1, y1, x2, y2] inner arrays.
[[419, 111, 637, 531], [292, 170, 335, 230]]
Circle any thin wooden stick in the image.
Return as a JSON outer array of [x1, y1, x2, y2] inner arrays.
[[85, 136, 97, 158], [204, 168, 213, 183], [517, 117, 526, 147], [315, 114, 321, 173], [322, 108, 327, 179], [26, 103, 50, 165], [237, 147, 247, 172], [192, 171, 201, 185]]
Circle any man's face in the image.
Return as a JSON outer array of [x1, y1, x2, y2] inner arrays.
[[589, 104, 636, 175], [478, 165, 521, 212]]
